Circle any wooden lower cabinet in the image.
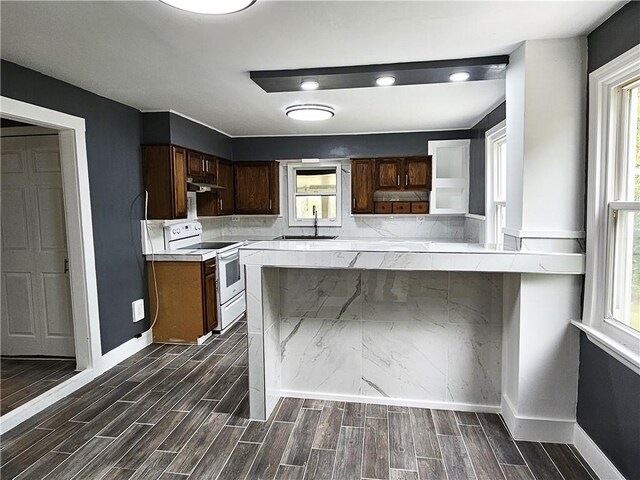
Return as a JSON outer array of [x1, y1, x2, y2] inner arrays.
[[411, 201, 429, 213], [392, 202, 411, 214], [148, 259, 217, 343], [374, 201, 392, 214]]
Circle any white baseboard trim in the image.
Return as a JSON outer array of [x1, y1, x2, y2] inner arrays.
[[501, 394, 575, 443], [279, 390, 501, 414], [95, 328, 153, 374], [0, 329, 153, 434], [573, 424, 625, 480]]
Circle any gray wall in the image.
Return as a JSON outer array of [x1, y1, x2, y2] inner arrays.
[[577, 3, 640, 479], [142, 111, 233, 159], [231, 130, 472, 161], [1, 60, 147, 354], [468, 102, 506, 215]]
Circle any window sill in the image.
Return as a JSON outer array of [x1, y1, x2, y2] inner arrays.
[[571, 320, 640, 375]]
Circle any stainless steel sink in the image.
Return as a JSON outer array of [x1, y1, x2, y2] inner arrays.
[[275, 235, 337, 240]]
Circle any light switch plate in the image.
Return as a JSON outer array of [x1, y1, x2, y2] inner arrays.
[[132, 299, 145, 322]]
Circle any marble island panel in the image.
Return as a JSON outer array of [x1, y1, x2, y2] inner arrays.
[[243, 243, 584, 443]]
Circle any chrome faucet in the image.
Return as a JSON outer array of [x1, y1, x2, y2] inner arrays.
[[312, 206, 319, 237]]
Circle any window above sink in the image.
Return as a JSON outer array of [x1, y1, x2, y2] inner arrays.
[[287, 162, 343, 228]]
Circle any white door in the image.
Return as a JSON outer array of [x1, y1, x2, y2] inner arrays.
[[1, 134, 75, 357]]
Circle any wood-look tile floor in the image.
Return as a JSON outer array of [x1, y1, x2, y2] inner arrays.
[[0, 320, 598, 480], [0, 358, 77, 416]]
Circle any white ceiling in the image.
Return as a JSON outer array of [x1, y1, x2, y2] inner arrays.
[[0, 0, 624, 137]]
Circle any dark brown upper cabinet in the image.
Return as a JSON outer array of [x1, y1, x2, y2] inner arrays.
[[351, 159, 374, 214], [216, 159, 235, 216], [197, 156, 234, 217], [375, 158, 403, 190], [187, 151, 204, 177], [404, 156, 431, 190], [234, 161, 279, 215], [143, 145, 188, 220], [203, 154, 217, 181], [374, 156, 431, 191]]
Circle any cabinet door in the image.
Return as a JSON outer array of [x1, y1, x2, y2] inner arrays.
[[203, 155, 217, 181], [235, 162, 276, 214], [217, 159, 235, 215], [404, 156, 431, 190], [375, 158, 402, 190], [428, 140, 470, 214], [204, 272, 218, 332], [172, 147, 188, 218], [351, 159, 374, 213], [187, 151, 204, 177]]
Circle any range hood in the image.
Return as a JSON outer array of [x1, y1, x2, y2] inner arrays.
[[187, 177, 225, 192]]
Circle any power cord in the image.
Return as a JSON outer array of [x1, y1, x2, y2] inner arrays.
[[145, 191, 160, 331]]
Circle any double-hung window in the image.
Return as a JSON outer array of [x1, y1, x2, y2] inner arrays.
[[606, 79, 640, 334], [287, 162, 342, 227], [582, 44, 640, 371], [485, 120, 507, 245]]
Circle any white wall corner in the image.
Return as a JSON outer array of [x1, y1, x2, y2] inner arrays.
[[505, 38, 587, 236], [502, 394, 575, 443]]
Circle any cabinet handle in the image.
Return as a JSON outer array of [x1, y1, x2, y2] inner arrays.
[[269, 199, 272, 210], [219, 198, 223, 211], [397, 175, 400, 186], [353, 198, 356, 209], [64, 258, 69, 274], [406, 174, 409, 185]]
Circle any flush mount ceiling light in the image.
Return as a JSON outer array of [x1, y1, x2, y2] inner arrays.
[[449, 71, 471, 82], [376, 75, 396, 87], [300, 79, 320, 90], [285, 104, 335, 121], [160, 0, 256, 14]]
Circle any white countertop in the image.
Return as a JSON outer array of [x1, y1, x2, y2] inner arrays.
[[239, 238, 585, 274], [146, 248, 219, 262]]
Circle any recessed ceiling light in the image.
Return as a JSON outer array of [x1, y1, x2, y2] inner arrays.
[[300, 79, 320, 91], [376, 75, 396, 87], [160, 0, 256, 15], [285, 104, 335, 121], [449, 71, 471, 82]]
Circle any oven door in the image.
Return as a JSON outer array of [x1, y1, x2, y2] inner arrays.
[[218, 249, 245, 304]]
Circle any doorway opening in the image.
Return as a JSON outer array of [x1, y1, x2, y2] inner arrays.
[[1, 122, 79, 415], [0, 97, 102, 432]]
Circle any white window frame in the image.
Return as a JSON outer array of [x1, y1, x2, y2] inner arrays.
[[485, 120, 507, 245], [287, 161, 342, 227], [580, 44, 640, 374]]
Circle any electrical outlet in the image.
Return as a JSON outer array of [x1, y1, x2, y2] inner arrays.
[[132, 299, 145, 323]]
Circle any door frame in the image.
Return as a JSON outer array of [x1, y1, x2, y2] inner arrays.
[[1, 96, 101, 371]]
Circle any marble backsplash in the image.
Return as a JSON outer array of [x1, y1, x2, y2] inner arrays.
[[200, 213, 465, 240], [278, 268, 503, 408]]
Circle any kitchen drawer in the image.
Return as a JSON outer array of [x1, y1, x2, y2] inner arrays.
[[411, 201, 429, 214], [374, 201, 392, 214], [203, 259, 216, 275], [392, 202, 411, 214]]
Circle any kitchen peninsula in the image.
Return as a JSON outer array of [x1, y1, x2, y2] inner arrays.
[[241, 239, 585, 442]]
